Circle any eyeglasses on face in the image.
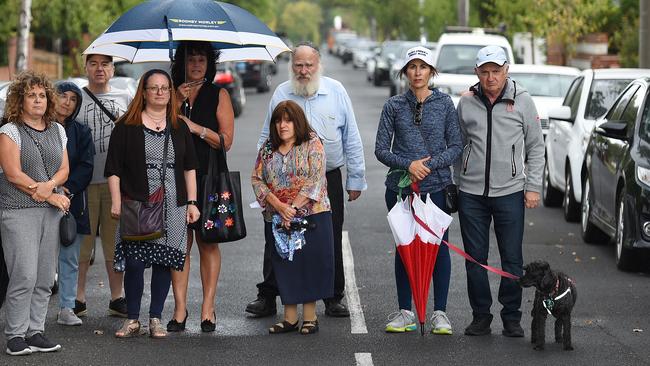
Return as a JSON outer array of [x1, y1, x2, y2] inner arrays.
[[145, 86, 171, 93], [414, 102, 423, 126]]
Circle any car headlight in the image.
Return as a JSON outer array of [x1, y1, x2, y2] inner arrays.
[[637, 166, 650, 187]]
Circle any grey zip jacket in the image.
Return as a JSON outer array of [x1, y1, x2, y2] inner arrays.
[[455, 78, 544, 197]]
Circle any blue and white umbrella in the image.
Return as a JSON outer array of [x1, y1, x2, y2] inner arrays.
[[83, 0, 289, 63]]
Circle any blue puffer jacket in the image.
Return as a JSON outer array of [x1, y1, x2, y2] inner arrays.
[[375, 88, 463, 194], [55, 81, 95, 235]]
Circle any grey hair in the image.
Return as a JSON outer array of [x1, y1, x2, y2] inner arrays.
[[291, 41, 321, 58]]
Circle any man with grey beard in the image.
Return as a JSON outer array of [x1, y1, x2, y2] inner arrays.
[[247, 42, 367, 318]]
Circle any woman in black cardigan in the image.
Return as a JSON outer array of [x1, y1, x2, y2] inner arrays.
[[105, 69, 199, 339]]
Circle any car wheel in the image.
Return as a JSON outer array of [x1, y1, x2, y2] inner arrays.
[[373, 70, 382, 86], [615, 189, 637, 271], [389, 84, 397, 97], [563, 168, 580, 222], [257, 73, 271, 93], [542, 161, 562, 207], [581, 176, 606, 244]]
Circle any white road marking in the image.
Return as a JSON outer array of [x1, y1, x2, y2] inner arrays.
[[342, 230, 368, 334], [355, 353, 374, 366]]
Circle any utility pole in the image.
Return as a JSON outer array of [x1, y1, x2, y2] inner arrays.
[[16, 0, 32, 73], [419, 0, 427, 43], [641, 0, 650, 68], [457, 0, 468, 27]]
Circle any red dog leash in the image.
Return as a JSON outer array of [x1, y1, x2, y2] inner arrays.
[[409, 183, 520, 280]]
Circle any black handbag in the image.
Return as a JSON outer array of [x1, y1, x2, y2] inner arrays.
[[199, 134, 246, 243], [120, 127, 169, 242], [60, 211, 78, 247], [444, 183, 458, 213]]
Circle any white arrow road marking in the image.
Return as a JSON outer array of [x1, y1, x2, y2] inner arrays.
[[342, 230, 368, 334]]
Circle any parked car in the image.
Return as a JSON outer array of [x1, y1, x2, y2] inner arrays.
[[341, 38, 375, 65], [0, 81, 10, 116], [351, 40, 379, 69], [369, 40, 403, 86], [433, 28, 515, 105], [543, 68, 650, 222], [580, 77, 650, 271], [235, 60, 272, 93], [507, 64, 580, 137], [390, 42, 438, 97]]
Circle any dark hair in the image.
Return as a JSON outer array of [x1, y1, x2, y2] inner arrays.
[[269, 100, 314, 151], [171, 41, 220, 87], [398, 60, 438, 80], [117, 69, 179, 129]]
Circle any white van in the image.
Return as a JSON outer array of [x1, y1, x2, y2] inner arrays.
[[433, 28, 515, 105]]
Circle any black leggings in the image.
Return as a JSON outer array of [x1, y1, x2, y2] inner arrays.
[[124, 257, 171, 319]]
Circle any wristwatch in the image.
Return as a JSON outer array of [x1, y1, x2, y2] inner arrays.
[[199, 127, 207, 139], [187, 200, 198, 206]]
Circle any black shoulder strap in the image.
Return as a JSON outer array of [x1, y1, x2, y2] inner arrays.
[[83, 87, 117, 122]]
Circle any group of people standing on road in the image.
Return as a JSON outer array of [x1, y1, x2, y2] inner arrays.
[[0, 36, 543, 356]]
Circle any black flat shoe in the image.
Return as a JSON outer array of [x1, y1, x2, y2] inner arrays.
[[166, 310, 188, 332], [245, 296, 277, 318], [201, 312, 216, 332], [324, 300, 350, 318]]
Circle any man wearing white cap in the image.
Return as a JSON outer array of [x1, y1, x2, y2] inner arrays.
[[455, 45, 544, 337], [375, 45, 462, 334]]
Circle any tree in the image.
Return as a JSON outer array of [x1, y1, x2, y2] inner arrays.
[[488, 0, 614, 59], [279, 1, 323, 43]]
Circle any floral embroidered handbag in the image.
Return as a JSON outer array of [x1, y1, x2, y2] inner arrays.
[[199, 134, 247, 243]]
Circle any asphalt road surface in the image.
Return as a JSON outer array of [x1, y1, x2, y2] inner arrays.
[[2, 53, 650, 366]]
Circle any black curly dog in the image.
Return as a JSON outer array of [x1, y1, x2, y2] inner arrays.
[[519, 261, 577, 351]]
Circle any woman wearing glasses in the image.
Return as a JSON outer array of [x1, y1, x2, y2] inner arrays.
[[374, 46, 462, 335], [105, 69, 199, 338]]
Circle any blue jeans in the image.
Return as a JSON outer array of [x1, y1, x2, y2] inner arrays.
[[385, 189, 451, 312], [58, 234, 84, 309], [458, 191, 524, 322]]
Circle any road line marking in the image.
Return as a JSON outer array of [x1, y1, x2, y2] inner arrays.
[[342, 230, 368, 334], [355, 353, 374, 366]]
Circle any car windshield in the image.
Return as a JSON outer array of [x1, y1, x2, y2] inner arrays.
[[437, 45, 508, 74], [508, 73, 576, 97], [585, 79, 633, 120]]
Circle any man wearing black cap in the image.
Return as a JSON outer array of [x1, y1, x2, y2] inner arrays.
[[455, 45, 544, 337]]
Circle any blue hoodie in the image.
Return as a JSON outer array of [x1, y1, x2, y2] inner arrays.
[[55, 81, 95, 235], [375, 88, 463, 194]]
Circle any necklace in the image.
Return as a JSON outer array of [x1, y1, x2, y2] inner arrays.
[[144, 110, 166, 130]]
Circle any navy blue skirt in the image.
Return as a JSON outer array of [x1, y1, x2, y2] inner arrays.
[[267, 211, 334, 305]]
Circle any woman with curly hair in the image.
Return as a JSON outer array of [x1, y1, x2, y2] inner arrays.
[[0, 71, 70, 355]]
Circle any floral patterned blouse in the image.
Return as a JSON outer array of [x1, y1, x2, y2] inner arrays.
[[252, 133, 330, 221]]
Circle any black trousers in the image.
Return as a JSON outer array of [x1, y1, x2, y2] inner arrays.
[[256, 168, 345, 302]]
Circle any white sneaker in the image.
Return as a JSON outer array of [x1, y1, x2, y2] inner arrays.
[[430, 310, 452, 335], [57, 308, 82, 326], [385, 309, 416, 333]]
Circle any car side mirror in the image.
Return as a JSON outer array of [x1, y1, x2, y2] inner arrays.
[[548, 106, 572, 122], [595, 120, 628, 140]]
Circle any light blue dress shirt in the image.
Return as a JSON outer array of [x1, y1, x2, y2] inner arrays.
[[257, 77, 367, 191]]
